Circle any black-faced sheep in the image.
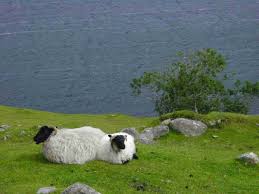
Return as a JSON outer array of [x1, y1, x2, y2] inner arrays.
[[33, 126, 138, 164]]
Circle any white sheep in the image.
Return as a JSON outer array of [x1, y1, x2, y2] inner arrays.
[[33, 126, 138, 164]]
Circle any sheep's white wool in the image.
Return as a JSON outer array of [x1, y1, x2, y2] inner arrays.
[[97, 132, 136, 164], [42, 127, 136, 164], [42, 126, 105, 164]]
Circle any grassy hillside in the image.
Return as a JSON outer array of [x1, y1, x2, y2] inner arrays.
[[0, 105, 258, 194]]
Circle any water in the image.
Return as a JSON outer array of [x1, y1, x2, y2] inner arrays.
[[0, 0, 258, 116]]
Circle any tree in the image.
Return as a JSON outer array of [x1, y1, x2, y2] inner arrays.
[[131, 48, 259, 115]]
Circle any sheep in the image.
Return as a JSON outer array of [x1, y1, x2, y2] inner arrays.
[[33, 126, 138, 164]]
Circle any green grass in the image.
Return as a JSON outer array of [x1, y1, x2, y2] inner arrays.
[[0, 105, 258, 194]]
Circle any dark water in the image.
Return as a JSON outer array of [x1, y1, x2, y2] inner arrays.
[[0, 0, 258, 116]]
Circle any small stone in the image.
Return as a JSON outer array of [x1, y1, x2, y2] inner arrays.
[[238, 152, 259, 165], [3, 135, 10, 141], [62, 182, 101, 194], [121, 128, 139, 140], [212, 135, 219, 138], [256, 123, 259, 127], [37, 187, 56, 194], [161, 119, 172, 126], [20, 130, 26, 136], [0, 124, 10, 132], [208, 120, 217, 127]]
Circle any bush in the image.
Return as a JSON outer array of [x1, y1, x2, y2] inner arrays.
[[131, 49, 259, 115]]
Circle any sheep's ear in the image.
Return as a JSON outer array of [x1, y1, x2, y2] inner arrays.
[[108, 134, 112, 138]]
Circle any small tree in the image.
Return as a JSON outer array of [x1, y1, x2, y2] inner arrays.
[[131, 48, 259, 115]]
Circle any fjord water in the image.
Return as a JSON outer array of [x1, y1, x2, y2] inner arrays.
[[0, 0, 258, 116]]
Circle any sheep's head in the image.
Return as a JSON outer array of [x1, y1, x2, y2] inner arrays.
[[108, 134, 126, 152], [108, 133, 139, 163], [33, 126, 56, 144]]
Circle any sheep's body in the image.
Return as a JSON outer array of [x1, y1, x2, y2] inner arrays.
[[41, 126, 136, 164], [43, 126, 105, 164]]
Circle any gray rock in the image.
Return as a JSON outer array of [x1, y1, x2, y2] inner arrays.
[[161, 119, 172, 126], [139, 125, 169, 144], [121, 127, 139, 140], [208, 120, 217, 127], [0, 124, 10, 132], [212, 135, 219, 139], [3, 135, 11, 141], [238, 152, 259, 165], [62, 183, 101, 194], [208, 119, 222, 127], [20, 130, 26, 136], [139, 129, 154, 144], [37, 187, 56, 194], [169, 118, 207, 136], [151, 125, 170, 138]]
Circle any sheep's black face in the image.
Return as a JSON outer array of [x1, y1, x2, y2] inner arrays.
[[109, 135, 126, 151], [33, 126, 54, 144]]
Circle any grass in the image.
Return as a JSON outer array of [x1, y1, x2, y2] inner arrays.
[[0, 105, 258, 194]]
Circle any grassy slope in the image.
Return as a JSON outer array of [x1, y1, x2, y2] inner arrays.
[[0, 105, 258, 194]]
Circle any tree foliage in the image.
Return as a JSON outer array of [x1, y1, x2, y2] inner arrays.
[[131, 48, 259, 115]]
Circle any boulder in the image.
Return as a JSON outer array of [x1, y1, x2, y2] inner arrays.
[[139, 125, 169, 144], [36, 187, 56, 194], [62, 183, 101, 194], [121, 127, 139, 140], [151, 125, 170, 138], [238, 152, 259, 165], [139, 129, 154, 144], [169, 118, 207, 136]]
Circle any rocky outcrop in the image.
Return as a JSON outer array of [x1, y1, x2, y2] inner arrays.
[[164, 118, 207, 136], [62, 183, 101, 194], [139, 125, 169, 144]]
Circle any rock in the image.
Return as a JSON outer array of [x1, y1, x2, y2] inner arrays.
[[169, 118, 207, 136], [212, 135, 219, 138], [3, 135, 11, 141], [20, 130, 26, 136], [256, 123, 259, 127], [62, 183, 101, 194], [0, 124, 10, 132], [208, 120, 217, 127], [139, 125, 169, 144], [161, 119, 172, 126], [208, 119, 222, 127], [139, 129, 154, 144], [151, 125, 170, 138], [238, 152, 259, 165], [121, 127, 139, 140], [37, 187, 56, 194]]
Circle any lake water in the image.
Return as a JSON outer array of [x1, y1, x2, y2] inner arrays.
[[0, 0, 258, 116]]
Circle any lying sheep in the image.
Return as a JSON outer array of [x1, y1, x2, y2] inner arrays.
[[33, 126, 138, 164]]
